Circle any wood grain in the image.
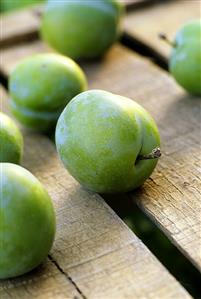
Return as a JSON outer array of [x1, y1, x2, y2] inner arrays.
[[124, 0, 200, 60], [0, 259, 81, 299], [83, 47, 201, 272], [1, 41, 200, 272], [0, 80, 192, 298]]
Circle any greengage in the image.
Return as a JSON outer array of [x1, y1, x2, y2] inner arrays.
[[0, 112, 23, 164], [161, 19, 201, 95], [9, 53, 87, 131], [40, 0, 124, 60], [0, 163, 56, 279], [55, 90, 161, 194]]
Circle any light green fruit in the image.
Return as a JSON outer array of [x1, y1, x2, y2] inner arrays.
[[0, 112, 23, 164], [55, 90, 160, 194], [9, 53, 87, 131], [0, 163, 56, 279], [40, 0, 124, 60], [169, 19, 201, 95]]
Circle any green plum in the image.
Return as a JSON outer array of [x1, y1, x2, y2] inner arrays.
[[169, 19, 201, 95], [0, 163, 56, 279], [40, 0, 124, 60], [55, 90, 160, 193], [9, 53, 87, 131], [0, 112, 23, 164]]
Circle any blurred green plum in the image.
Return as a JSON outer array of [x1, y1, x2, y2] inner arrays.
[[0, 112, 23, 164], [9, 53, 87, 132], [40, 0, 124, 60], [161, 19, 201, 95]]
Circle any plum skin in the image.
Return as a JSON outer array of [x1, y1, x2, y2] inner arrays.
[[0, 163, 56, 279], [40, 0, 124, 60], [9, 53, 87, 131], [0, 112, 23, 164], [169, 19, 201, 96], [55, 90, 160, 194]]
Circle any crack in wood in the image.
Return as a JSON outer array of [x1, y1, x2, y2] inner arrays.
[[48, 255, 87, 299]]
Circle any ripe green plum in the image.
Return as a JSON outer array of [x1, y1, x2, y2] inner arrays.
[[0, 163, 56, 279], [169, 19, 201, 95], [0, 112, 23, 164], [40, 0, 124, 60], [9, 53, 87, 131], [55, 90, 160, 193]]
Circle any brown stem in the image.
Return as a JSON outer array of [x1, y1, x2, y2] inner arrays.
[[138, 147, 161, 161], [158, 32, 176, 48]]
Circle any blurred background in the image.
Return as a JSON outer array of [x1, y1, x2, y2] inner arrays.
[[1, 0, 200, 298]]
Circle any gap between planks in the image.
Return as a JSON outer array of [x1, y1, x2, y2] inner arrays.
[[124, 0, 200, 60]]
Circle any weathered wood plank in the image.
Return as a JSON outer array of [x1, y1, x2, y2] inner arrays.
[[124, 0, 200, 60], [0, 6, 41, 47], [1, 41, 200, 272], [0, 259, 81, 299], [0, 81, 192, 297], [84, 47, 201, 272], [21, 137, 191, 299]]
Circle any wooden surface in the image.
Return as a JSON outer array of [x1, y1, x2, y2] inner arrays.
[[124, 0, 200, 60], [83, 48, 201, 272], [1, 85, 192, 298], [1, 1, 201, 297], [1, 40, 200, 272], [0, 258, 81, 299]]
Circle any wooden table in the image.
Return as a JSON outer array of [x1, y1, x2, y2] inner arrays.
[[0, 1, 200, 298]]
